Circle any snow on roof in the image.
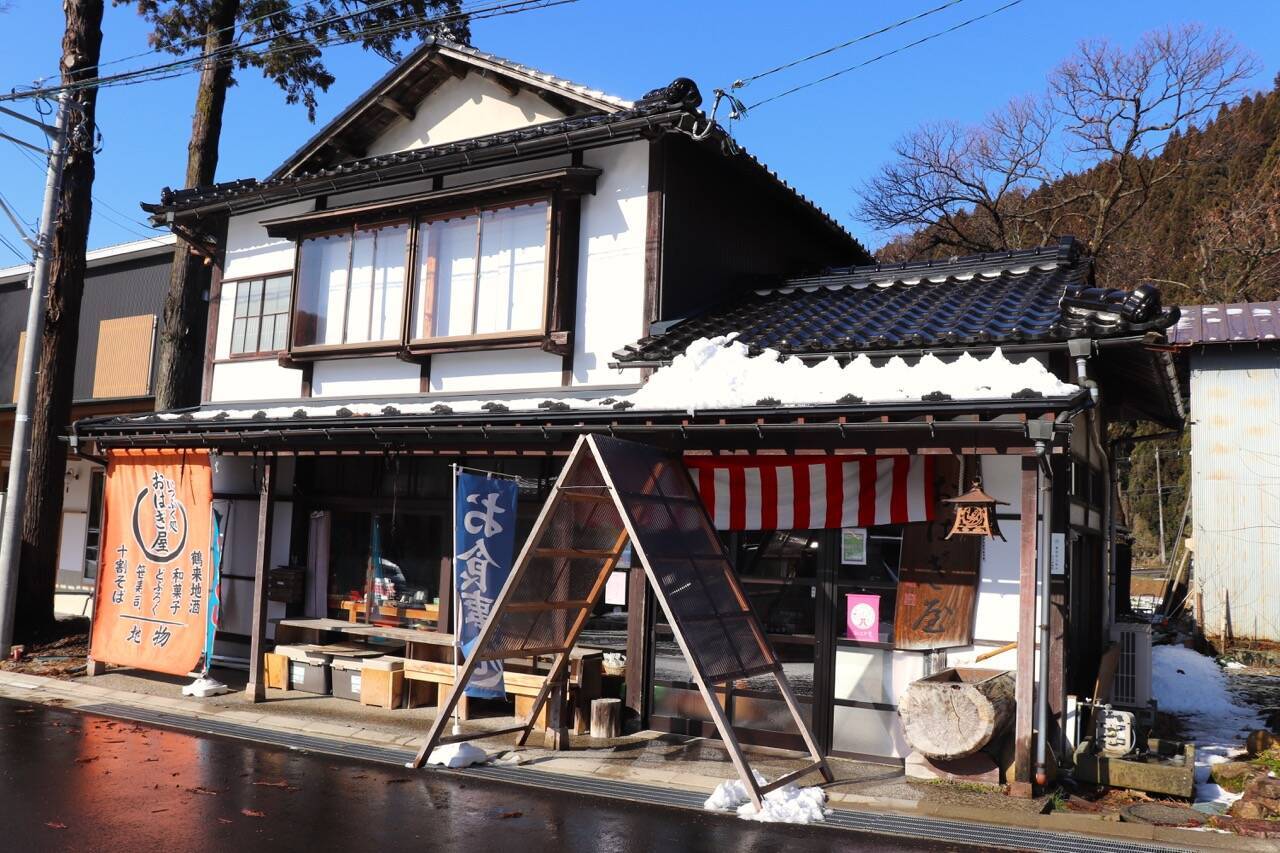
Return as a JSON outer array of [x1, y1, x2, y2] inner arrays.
[[144, 336, 1078, 425]]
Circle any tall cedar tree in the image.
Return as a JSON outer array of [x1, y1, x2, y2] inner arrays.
[[16, 0, 104, 640], [118, 1, 471, 410]]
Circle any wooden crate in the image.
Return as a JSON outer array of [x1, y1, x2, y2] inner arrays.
[[264, 652, 290, 691]]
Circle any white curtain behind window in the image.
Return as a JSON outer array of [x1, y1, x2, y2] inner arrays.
[[370, 223, 408, 341], [476, 202, 548, 334], [297, 233, 351, 347], [423, 214, 479, 338], [346, 229, 376, 343]]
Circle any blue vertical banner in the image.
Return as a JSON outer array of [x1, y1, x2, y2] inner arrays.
[[454, 472, 519, 699], [204, 504, 226, 674]]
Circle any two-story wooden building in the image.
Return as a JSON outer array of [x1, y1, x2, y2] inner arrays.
[[76, 40, 1184, 790]]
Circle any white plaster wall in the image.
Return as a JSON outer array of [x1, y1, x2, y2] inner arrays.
[[970, 455, 1024, 644], [222, 201, 310, 282], [571, 141, 648, 387], [209, 359, 303, 403], [428, 348, 564, 393], [312, 356, 420, 398], [367, 74, 566, 156]]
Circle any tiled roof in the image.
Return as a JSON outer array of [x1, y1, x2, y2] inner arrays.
[[613, 238, 1180, 365], [432, 39, 633, 110], [1168, 302, 1280, 345]]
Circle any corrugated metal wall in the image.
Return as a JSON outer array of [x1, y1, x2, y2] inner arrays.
[[0, 251, 171, 403], [1190, 349, 1280, 642]]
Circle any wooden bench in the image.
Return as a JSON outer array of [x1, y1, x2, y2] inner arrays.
[[394, 650, 603, 731]]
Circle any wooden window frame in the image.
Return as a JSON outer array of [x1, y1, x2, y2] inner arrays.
[[224, 272, 295, 360], [280, 170, 595, 363], [287, 218, 414, 358], [405, 195, 554, 354]]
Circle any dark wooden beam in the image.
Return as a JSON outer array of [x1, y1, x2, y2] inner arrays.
[[534, 89, 581, 116], [246, 456, 277, 703], [431, 54, 468, 80], [376, 95, 416, 122], [624, 564, 650, 723], [1011, 457, 1039, 796], [478, 69, 520, 97]]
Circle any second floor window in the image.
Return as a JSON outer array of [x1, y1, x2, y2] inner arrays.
[[293, 222, 409, 348], [230, 275, 292, 355], [413, 201, 550, 340]]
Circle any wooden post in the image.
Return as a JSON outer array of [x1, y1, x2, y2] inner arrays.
[[246, 457, 275, 703], [1011, 456, 1039, 797], [436, 554, 452, 633], [543, 675, 570, 750], [624, 564, 649, 723]]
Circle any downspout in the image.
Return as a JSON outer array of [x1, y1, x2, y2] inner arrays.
[[1030, 426, 1055, 787]]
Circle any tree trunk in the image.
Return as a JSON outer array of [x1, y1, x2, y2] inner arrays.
[[14, 0, 105, 641], [152, 0, 240, 410], [898, 667, 1016, 760]]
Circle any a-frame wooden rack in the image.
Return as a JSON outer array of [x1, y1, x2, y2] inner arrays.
[[411, 434, 832, 809]]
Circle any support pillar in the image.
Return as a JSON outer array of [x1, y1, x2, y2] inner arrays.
[[246, 457, 275, 703], [624, 563, 650, 724], [1012, 456, 1039, 797]]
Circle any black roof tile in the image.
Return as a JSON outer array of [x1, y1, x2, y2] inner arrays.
[[613, 238, 1179, 365]]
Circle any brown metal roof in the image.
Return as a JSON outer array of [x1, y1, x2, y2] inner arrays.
[[1169, 302, 1280, 345]]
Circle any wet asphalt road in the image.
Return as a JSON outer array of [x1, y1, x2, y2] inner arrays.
[[0, 698, 993, 853]]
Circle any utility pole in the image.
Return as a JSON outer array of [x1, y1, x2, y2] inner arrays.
[[0, 91, 71, 659], [1155, 448, 1167, 567]]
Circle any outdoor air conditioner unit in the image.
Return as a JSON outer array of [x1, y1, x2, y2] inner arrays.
[[1109, 621, 1153, 708]]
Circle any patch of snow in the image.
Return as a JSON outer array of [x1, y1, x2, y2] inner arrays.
[[424, 741, 490, 768], [703, 769, 828, 824], [1224, 661, 1246, 670], [145, 336, 1079, 425], [630, 336, 1077, 413], [1152, 645, 1265, 809]]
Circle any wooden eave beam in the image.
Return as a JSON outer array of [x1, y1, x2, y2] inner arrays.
[[376, 95, 416, 122], [431, 54, 468, 80]]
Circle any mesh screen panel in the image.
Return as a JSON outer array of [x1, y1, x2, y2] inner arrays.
[[590, 436, 778, 684]]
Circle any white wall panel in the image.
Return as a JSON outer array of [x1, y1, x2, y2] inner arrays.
[[209, 359, 303, 403], [428, 348, 564, 393], [572, 141, 648, 387], [367, 74, 564, 156], [311, 356, 420, 398], [222, 201, 310, 281]]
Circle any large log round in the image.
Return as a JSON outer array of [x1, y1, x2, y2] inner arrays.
[[898, 667, 1015, 760]]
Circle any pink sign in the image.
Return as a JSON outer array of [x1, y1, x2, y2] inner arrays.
[[846, 593, 880, 642]]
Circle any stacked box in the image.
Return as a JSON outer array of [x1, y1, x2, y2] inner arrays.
[[359, 656, 405, 709], [274, 645, 332, 695], [330, 656, 364, 701]]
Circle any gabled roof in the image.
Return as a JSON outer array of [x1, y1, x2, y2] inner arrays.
[[612, 238, 1180, 365], [270, 38, 631, 181], [1168, 302, 1280, 345]]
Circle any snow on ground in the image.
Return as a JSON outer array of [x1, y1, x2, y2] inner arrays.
[[147, 336, 1078, 423], [1151, 645, 1266, 808], [424, 742, 489, 768], [703, 770, 828, 824]]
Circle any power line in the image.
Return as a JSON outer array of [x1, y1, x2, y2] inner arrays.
[[745, 0, 1029, 111], [731, 0, 969, 90], [0, 0, 571, 103]]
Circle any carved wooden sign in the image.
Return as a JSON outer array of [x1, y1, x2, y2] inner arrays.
[[893, 456, 982, 650]]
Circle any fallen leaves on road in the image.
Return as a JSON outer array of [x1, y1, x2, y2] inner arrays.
[[499, 812, 523, 819], [251, 780, 290, 788], [74, 756, 98, 765], [45, 822, 66, 830], [385, 778, 410, 785], [187, 787, 219, 796], [240, 809, 265, 818], [217, 818, 233, 824]]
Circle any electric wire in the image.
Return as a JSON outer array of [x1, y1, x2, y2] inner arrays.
[[745, 0, 1029, 111], [0, 0, 575, 103], [731, 0, 968, 90]]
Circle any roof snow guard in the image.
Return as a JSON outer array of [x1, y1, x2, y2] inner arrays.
[[410, 434, 832, 809], [613, 238, 1181, 366]]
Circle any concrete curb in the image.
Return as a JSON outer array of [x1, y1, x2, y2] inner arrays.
[[0, 670, 1269, 852]]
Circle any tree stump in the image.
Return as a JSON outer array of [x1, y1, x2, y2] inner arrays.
[[590, 698, 622, 739], [898, 667, 1015, 760]]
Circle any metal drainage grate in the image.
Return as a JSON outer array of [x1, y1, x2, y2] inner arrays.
[[79, 703, 1191, 853]]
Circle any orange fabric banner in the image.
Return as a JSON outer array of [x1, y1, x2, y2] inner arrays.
[[89, 449, 214, 676]]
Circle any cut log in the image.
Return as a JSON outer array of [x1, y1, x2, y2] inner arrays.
[[590, 697, 622, 739], [898, 667, 1015, 760]]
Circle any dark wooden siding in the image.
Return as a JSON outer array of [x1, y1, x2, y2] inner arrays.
[[656, 134, 872, 322], [0, 249, 172, 404]]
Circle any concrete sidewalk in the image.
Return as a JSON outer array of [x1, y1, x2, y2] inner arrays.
[[0, 667, 1264, 852]]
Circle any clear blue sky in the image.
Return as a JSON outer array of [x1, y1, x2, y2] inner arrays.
[[1, 0, 1278, 263]]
